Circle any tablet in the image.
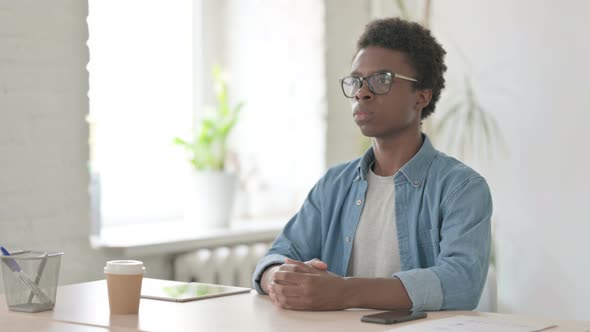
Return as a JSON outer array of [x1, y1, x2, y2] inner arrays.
[[140, 278, 251, 302]]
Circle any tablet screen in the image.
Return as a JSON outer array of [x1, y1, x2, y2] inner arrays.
[[140, 278, 251, 302]]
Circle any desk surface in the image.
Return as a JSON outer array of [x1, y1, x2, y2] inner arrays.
[[2, 279, 590, 332], [0, 312, 134, 332]]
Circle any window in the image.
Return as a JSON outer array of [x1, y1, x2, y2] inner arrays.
[[88, 0, 325, 229], [222, 0, 326, 218], [88, 0, 193, 226]]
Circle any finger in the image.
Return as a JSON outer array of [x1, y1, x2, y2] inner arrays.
[[278, 263, 309, 273], [273, 292, 303, 309], [277, 301, 298, 310], [284, 258, 302, 264], [273, 278, 295, 286], [271, 294, 282, 308], [274, 270, 309, 283], [273, 278, 296, 286], [274, 294, 310, 311], [271, 270, 298, 286], [307, 258, 328, 270], [269, 285, 286, 307], [270, 280, 299, 295], [284, 258, 311, 272], [273, 283, 304, 297], [275, 299, 292, 310]]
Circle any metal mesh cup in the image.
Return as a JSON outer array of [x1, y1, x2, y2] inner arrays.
[[0, 250, 64, 312]]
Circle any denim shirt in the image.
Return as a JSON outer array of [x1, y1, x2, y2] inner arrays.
[[253, 135, 492, 311]]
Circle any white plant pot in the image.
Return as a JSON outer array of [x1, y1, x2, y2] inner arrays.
[[184, 170, 237, 228]]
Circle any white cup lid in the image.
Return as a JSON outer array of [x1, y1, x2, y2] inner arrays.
[[104, 260, 145, 275]]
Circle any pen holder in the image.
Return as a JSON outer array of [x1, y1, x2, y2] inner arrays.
[[1, 250, 64, 312]]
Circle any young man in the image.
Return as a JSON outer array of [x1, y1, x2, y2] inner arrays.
[[252, 18, 492, 312]]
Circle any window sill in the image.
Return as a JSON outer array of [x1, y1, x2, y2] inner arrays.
[[90, 218, 284, 257]]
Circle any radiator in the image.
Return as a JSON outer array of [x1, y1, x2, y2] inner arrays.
[[173, 242, 272, 288]]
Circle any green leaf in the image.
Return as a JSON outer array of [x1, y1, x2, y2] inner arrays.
[[173, 137, 190, 147], [173, 64, 245, 171]]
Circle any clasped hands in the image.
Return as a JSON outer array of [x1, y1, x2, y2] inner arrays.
[[264, 258, 350, 311]]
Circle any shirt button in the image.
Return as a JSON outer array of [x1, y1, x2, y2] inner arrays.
[[356, 199, 362, 206], [345, 236, 351, 242]]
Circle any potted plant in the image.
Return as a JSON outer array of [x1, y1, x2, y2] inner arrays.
[[174, 65, 244, 228]]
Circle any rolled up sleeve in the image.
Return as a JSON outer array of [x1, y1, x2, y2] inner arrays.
[[252, 253, 287, 294], [394, 268, 443, 311]]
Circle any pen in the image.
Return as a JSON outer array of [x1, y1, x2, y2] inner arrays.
[[1, 246, 53, 305], [27, 252, 48, 304]]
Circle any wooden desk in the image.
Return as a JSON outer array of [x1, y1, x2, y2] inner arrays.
[[1, 279, 589, 332]]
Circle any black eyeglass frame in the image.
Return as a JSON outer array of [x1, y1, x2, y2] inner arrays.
[[339, 71, 418, 98]]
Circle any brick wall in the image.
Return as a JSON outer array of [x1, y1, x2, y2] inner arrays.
[[0, 0, 102, 293], [0, 0, 172, 294]]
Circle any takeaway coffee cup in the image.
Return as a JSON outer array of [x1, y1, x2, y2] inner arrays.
[[104, 260, 145, 314]]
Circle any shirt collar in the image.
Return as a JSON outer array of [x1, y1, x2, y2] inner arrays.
[[356, 134, 437, 187]]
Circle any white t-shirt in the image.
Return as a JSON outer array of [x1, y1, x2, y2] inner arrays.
[[347, 167, 401, 277]]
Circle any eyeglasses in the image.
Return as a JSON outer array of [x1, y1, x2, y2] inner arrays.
[[340, 71, 418, 98]]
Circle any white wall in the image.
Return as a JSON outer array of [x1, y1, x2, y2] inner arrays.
[[324, 0, 372, 166], [323, 0, 590, 320], [429, 0, 590, 320], [0, 0, 171, 293], [222, 0, 328, 212]]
